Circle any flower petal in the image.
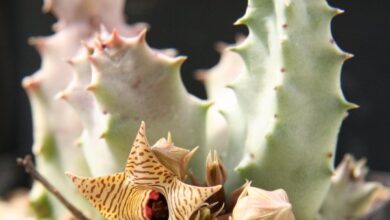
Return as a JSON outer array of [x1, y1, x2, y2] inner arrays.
[[67, 122, 222, 220]]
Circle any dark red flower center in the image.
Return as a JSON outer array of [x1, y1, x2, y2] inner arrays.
[[145, 190, 169, 220]]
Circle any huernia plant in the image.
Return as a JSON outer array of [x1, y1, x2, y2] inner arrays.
[[67, 122, 222, 220], [20, 0, 384, 219]]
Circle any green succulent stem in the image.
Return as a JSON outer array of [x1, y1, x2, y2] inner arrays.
[[208, 1, 355, 219]]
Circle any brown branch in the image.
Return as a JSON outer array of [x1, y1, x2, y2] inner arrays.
[[17, 155, 90, 220]]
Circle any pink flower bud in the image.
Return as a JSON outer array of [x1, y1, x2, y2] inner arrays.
[[232, 183, 295, 220]]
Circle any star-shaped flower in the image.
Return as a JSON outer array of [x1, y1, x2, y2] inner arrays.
[[66, 122, 222, 220]]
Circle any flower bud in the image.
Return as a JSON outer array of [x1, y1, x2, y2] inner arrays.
[[191, 207, 213, 220], [206, 150, 227, 186], [232, 183, 295, 220], [190, 203, 224, 220]]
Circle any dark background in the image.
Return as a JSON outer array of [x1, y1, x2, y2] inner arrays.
[[0, 0, 389, 196]]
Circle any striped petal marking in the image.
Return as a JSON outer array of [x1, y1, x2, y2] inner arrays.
[[67, 122, 222, 220]]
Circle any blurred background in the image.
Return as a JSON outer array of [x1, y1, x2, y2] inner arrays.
[[0, 0, 389, 198]]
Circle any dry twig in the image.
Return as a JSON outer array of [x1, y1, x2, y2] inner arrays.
[[16, 155, 90, 220]]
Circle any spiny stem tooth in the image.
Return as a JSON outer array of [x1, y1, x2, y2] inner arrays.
[[341, 52, 354, 60], [42, 0, 53, 13], [73, 137, 82, 147], [106, 29, 123, 48], [215, 42, 228, 53], [99, 132, 106, 139], [171, 56, 187, 68], [194, 70, 207, 81], [85, 84, 97, 92], [55, 91, 68, 101], [335, 8, 345, 15], [28, 37, 45, 54], [136, 28, 148, 44], [22, 77, 41, 93]]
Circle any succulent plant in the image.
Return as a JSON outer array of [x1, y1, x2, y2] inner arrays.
[[22, 0, 384, 219], [316, 155, 380, 220]]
